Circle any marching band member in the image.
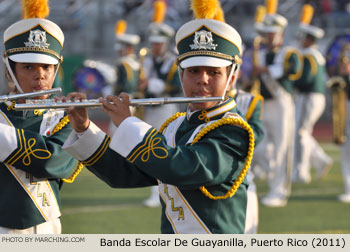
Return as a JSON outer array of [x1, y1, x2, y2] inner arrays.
[[331, 44, 350, 203], [113, 20, 141, 96], [252, 0, 302, 207], [293, 4, 333, 184], [109, 20, 141, 136], [0, 0, 79, 234], [63, 0, 254, 233]]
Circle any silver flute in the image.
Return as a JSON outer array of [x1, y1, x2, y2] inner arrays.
[[0, 88, 62, 103], [14, 96, 224, 110]]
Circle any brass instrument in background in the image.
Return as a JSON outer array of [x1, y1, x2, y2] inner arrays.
[[328, 76, 347, 144], [138, 47, 149, 82], [133, 47, 150, 120]]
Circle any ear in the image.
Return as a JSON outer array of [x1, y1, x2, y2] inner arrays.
[[226, 74, 235, 91]]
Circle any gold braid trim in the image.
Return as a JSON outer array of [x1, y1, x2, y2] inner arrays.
[[62, 162, 84, 183], [49, 115, 85, 183], [159, 112, 255, 200], [159, 112, 186, 133], [192, 117, 255, 200], [50, 115, 70, 136]]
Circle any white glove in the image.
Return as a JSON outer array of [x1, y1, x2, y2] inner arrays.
[[147, 78, 165, 96]]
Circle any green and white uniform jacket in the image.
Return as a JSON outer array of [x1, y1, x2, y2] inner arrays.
[[143, 51, 182, 98], [234, 90, 264, 145], [115, 54, 140, 94], [295, 45, 326, 94], [64, 97, 251, 233], [259, 46, 303, 99], [0, 102, 76, 229]]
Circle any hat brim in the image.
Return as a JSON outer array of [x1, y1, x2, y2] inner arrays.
[[180, 56, 232, 68], [9, 53, 59, 64], [262, 26, 284, 33], [149, 35, 169, 43]]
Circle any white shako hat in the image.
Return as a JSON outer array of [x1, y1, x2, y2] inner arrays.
[[298, 4, 324, 39], [3, 0, 64, 65], [148, 0, 175, 43], [261, 0, 288, 33], [175, 0, 242, 68], [114, 20, 140, 47]]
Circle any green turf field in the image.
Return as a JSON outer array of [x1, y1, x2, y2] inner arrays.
[[60, 142, 350, 234]]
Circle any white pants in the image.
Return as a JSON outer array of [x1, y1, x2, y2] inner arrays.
[[254, 90, 295, 198], [341, 101, 350, 194], [0, 218, 61, 234], [244, 171, 258, 234], [294, 93, 330, 179]]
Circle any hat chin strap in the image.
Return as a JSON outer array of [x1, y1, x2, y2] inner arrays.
[[4, 56, 61, 95], [222, 63, 238, 100], [5, 57, 24, 94]]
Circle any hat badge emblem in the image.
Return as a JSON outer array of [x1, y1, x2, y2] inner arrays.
[[190, 30, 217, 50], [24, 30, 50, 48]]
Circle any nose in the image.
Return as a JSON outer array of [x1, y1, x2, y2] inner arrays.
[[34, 66, 46, 80], [197, 70, 209, 85]]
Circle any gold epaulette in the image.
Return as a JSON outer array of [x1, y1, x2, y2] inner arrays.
[[192, 116, 255, 200]]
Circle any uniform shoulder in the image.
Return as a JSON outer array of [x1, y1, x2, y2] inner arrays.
[[303, 47, 326, 65], [119, 56, 140, 70], [283, 46, 303, 59]]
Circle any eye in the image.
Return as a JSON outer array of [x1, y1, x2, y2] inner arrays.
[[210, 70, 221, 75], [187, 67, 198, 73], [24, 65, 32, 70]]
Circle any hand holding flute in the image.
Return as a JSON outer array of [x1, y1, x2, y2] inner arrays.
[[99, 93, 132, 127], [63, 92, 133, 132], [64, 92, 91, 133]]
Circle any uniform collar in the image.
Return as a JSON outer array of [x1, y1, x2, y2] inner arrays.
[[186, 97, 236, 123]]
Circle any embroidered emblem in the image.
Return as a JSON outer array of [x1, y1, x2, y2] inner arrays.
[[190, 30, 217, 50], [139, 136, 168, 162], [24, 30, 50, 48], [128, 129, 168, 163], [7, 130, 52, 166], [198, 110, 210, 122], [7, 101, 16, 111], [34, 110, 43, 116], [22, 138, 52, 166]]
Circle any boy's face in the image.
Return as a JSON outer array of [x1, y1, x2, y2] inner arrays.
[[14, 62, 56, 98], [265, 31, 283, 49], [151, 42, 167, 57], [180, 66, 233, 111]]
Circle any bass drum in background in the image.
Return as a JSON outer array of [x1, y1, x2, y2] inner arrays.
[[72, 60, 116, 99], [326, 33, 350, 77]]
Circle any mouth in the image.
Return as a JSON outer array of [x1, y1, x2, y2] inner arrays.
[[33, 86, 47, 91], [194, 91, 211, 97]]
